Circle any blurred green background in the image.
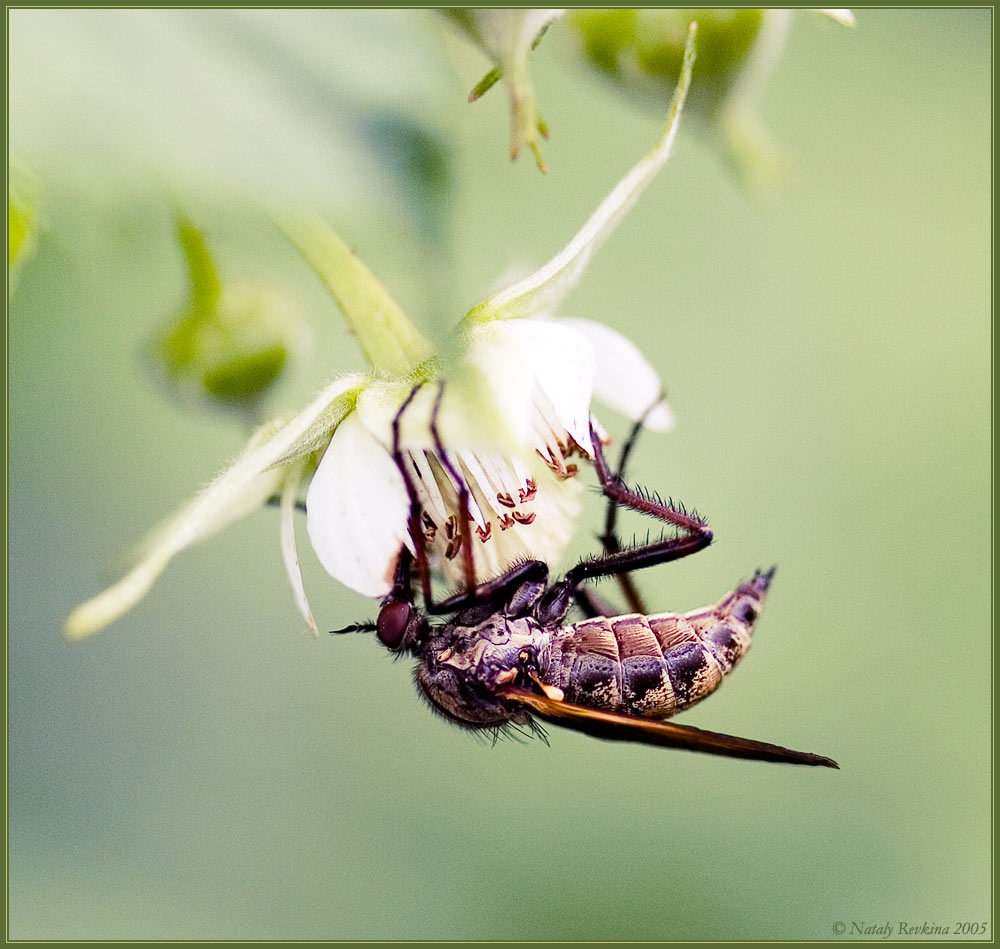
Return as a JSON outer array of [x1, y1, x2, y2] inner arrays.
[[9, 9, 990, 940]]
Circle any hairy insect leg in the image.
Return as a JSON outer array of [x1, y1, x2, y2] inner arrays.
[[600, 410, 654, 614], [562, 419, 712, 592], [391, 383, 436, 608], [389, 383, 549, 619], [428, 381, 477, 593], [430, 558, 551, 620]]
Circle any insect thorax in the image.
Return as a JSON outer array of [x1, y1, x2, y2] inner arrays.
[[415, 614, 549, 728]]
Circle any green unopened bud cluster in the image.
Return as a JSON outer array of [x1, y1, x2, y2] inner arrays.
[[569, 9, 765, 119], [565, 9, 852, 192], [150, 215, 302, 419], [441, 9, 851, 188]]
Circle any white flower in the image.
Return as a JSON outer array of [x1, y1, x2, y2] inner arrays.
[[64, 24, 697, 641], [304, 314, 673, 601]]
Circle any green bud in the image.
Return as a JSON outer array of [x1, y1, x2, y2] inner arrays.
[[569, 10, 765, 118], [150, 215, 301, 420], [567, 10, 850, 193], [8, 160, 42, 290]]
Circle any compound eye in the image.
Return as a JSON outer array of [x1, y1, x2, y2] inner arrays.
[[376, 601, 412, 650]]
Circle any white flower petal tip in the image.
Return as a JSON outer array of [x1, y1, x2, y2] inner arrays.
[[306, 412, 410, 598], [64, 453, 287, 641], [64, 373, 367, 640], [463, 318, 597, 458], [64, 553, 171, 642], [817, 9, 856, 27], [553, 318, 672, 432], [642, 400, 675, 433], [280, 460, 319, 638]]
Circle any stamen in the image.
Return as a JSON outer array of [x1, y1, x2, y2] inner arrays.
[[556, 463, 578, 481], [476, 523, 493, 543], [567, 433, 593, 461], [499, 514, 515, 530], [409, 451, 449, 525], [496, 492, 516, 509], [511, 511, 536, 525], [537, 448, 564, 476]]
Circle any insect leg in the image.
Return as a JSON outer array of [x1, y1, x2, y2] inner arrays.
[[428, 381, 477, 593], [562, 419, 712, 591], [429, 558, 551, 620], [599, 408, 656, 614], [391, 383, 435, 608]]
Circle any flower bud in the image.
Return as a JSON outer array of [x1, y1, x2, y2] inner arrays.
[[440, 9, 564, 172], [150, 215, 302, 420], [567, 9, 852, 193], [570, 10, 766, 115]]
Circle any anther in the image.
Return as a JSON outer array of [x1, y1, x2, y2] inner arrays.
[[537, 449, 564, 475]]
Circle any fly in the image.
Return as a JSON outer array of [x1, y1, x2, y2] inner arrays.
[[335, 383, 838, 769]]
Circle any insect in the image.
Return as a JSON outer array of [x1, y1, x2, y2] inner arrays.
[[336, 383, 838, 768]]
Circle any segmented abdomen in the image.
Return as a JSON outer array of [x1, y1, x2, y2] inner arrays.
[[537, 569, 774, 718]]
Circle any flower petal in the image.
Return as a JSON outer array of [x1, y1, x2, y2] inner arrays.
[[462, 318, 596, 454], [484, 318, 596, 454], [463, 23, 697, 325], [306, 411, 410, 597], [816, 9, 855, 27], [554, 317, 674, 431], [280, 458, 318, 637], [65, 372, 366, 640]]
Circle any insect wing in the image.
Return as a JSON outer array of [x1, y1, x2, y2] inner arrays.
[[502, 687, 838, 769]]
